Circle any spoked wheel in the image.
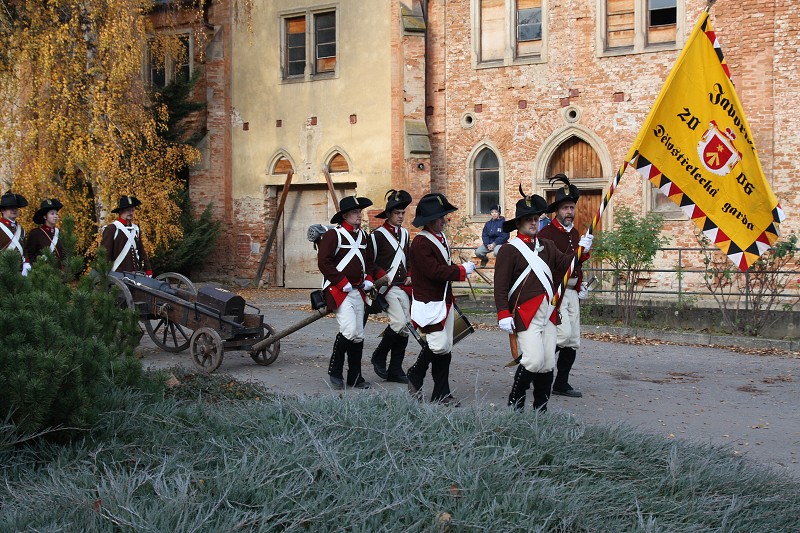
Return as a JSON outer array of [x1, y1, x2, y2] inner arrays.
[[144, 272, 198, 353], [190, 327, 224, 373], [250, 323, 281, 366]]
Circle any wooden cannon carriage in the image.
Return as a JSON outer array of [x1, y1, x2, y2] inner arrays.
[[108, 271, 284, 373]]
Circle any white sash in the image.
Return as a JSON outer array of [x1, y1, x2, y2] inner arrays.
[[321, 227, 366, 290], [0, 223, 23, 257], [111, 220, 140, 272], [373, 226, 407, 287], [411, 230, 451, 327], [50, 228, 59, 252], [508, 237, 554, 301]]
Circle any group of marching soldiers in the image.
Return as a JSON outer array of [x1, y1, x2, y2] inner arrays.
[[0, 191, 151, 276], [318, 176, 593, 411]]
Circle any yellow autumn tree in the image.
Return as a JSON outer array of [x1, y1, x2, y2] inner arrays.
[[0, 0, 200, 256]]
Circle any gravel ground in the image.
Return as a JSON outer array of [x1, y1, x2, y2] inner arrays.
[[138, 288, 800, 478]]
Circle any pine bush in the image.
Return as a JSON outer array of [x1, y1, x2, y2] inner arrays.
[[0, 251, 143, 437]]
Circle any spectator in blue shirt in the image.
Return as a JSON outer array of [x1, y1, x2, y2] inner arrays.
[[474, 204, 509, 267]]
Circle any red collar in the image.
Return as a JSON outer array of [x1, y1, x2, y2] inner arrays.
[[551, 219, 571, 233], [41, 224, 56, 234], [383, 221, 400, 234], [0, 218, 12, 228], [424, 227, 445, 243], [518, 234, 534, 244], [117, 217, 131, 226], [341, 221, 356, 232]]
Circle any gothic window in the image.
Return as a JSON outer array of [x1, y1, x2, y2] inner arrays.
[[473, 148, 501, 215]]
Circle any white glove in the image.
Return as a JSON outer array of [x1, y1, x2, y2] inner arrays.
[[462, 261, 476, 275], [362, 279, 374, 291], [577, 284, 589, 300], [578, 233, 594, 252], [342, 282, 353, 293], [21, 262, 31, 277], [498, 317, 515, 334]]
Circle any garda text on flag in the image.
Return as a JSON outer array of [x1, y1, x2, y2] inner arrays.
[[629, 11, 785, 271]]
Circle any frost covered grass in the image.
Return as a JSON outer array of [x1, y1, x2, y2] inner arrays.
[[1, 375, 798, 532]]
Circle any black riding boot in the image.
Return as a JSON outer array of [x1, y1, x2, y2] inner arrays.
[[532, 370, 554, 412], [370, 326, 393, 379], [346, 340, 370, 389], [430, 352, 453, 403], [553, 347, 582, 397], [386, 330, 409, 383], [327, 333, 348, 389], [406, 347, 432, 398], [508, 365, 535, 411]]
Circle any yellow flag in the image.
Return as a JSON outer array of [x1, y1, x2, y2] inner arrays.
[[630, 12, 785, 271]]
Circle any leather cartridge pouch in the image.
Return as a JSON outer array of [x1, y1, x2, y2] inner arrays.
[[310, 289, 326, 311]]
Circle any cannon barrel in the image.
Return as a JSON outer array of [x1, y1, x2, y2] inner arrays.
[[249, 307, 329, 352]]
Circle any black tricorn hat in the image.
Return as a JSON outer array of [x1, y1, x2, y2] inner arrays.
[[330, 194, 373, 224], [375, 189, 413, 219], [0, 191, 28, 210], [111, 195, 142, 213], [502, 185, 549, 232], [547, 173, 580, 212], [412, 192, 458, 228], [33, 199, 64, 225]]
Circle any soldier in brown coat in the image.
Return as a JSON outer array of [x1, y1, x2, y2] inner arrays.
[[368, 189, 413, 383], [494, 189, 592, 411], [318, 195, 376, 390], [406, 193, 475, 404], [26, 199, 66, 268], [100, 196, 151, 275], [0, 191, 30, 276], [538, 174, 592, 398]]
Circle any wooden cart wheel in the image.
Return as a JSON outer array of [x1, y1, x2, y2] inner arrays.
[[144, 272, 198, 353], [190, 327, 224, 373], [250, 323, 281, 366], [107, 275, 134, 309]]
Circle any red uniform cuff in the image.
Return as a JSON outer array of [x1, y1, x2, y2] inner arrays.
[[145, 270, 153, 276], [458, 265, 466, 281], [497, 309, 512, 320], [335, 278, 349, 289]]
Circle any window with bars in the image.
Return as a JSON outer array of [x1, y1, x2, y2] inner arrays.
[[473, 148, 501, 215], [283, 10, 337, 80], [603, 0, 678, 53]]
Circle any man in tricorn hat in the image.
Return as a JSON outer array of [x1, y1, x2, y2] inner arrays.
[[368, 189, 413, 383], [494, 187, 592, 411], [26, 198, 65, 268], [318, 194, 377, 390], [538, 174, 591, 398], [101, 195, 152, 275], [0, 191, 31, 276], [406, 193, 475, 404]]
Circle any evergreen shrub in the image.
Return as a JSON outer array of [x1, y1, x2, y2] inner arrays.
[[0, 251, 143, 437]]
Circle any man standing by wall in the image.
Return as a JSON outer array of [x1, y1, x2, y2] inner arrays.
[[538, 174, 592, 398], [318, 195, 376, 390], [101, 195, 152, 276], [407, 193, 475, 404], [474, 204, 509, 267], [0, 192, 31, 276], [369, 189, 413, 383]]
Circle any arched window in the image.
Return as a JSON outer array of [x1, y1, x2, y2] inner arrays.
[[328, 152, 349, 173], [473, 148, 500, 215], [273, 157, 293, 174]]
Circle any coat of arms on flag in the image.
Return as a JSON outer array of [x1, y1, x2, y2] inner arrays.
[[626, 11, 785, 271]]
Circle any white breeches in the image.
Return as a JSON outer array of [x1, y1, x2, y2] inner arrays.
[[424, 306, 454, 355], [517, 302, 557, 373], [336, 290, 365, 342], [385, 286, 411, 336], [555, 289, 581, 349]]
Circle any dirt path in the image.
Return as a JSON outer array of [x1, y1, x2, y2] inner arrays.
[[138, 289, 799, 478]]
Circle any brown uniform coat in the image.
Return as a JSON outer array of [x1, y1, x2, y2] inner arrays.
[[317, 224, 376, 310], [100, 219, 151, 273], [408, 231, 465, 332], [0, 219, 26, 261], [538, 220, 584, 289], [494, 237, 575, 331], [369, 222, 411, 292], [25, 226, 65, 267]]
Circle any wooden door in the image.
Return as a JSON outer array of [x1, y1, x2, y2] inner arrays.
[[282, 186, 352, 288]]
